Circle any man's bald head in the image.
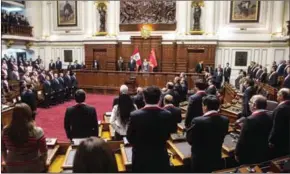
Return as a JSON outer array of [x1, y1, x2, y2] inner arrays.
[[137, 87, 143, 94], [277, 88, 290, 102], [250, 95, 267, 111], [164, 94, 173, 105]]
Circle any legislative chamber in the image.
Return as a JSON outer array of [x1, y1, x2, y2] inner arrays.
[[1, 0, 290, 173]]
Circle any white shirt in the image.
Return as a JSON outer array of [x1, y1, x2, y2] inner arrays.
[[110, 104, 137, 135]]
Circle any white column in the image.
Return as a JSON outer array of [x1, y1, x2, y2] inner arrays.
[[107, 1, 115, 35], [177, 1, 187, 35], [204, 1, 215, 35], [115, 1, 120, 35], [86, 1, 93, 36], [41, 1, 50, 38], [271, 1, 284, 35], [25, 1, 42, 39]]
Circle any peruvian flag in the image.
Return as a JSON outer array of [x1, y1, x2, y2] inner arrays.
[[132, 47, 142, 68], [149, 48, 158, 69]]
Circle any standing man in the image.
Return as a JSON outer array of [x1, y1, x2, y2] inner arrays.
[[241, 79, 256, 118], [283, 66, 290, 88], [214, 68, 223, 89], [235, 95, 272, 165], [64, 89, 98, 140], [224, 63, 231, 83], [269, 88, 290, 158], [163, 94, 182, 133], [186, 95, 229, 172], [55, 57, 62, 73], [126, 86, 172, 172], [132, 87, 145, 109], [117, 57, 124, 71], [64, 71, 72, 100], [128, 56, 136, 72], [92, 59, 99, 70], [185, 82, 207, 128], [276, 60, 286, 76], [49, 59, 55, 70], [195, 61, 203, 73], [51, 73, 61, 103], [43, 75, 52, 108], [21, 84, 37, 119]]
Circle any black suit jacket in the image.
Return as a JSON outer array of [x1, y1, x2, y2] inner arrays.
[[56, 61, 62, 70], [64, 75, 72, 88], [277, 64, 286, 76], [269, 101, 290, 157], [259, 72, 267, 83], [71, 75, 78, 88], [160, 89, 180, 107], [242, 86, 255, 117], [127, 106, 172, 172], [195, 64, 203, 73], [224, 67, 231, 78], [58, 77, 65, 90], [206, 85, 217, 95], [49, 63, 55, 70], [185, 91, 207, 128], [163, 105, 182, 133], [51, 78, 61, 92], [268, 72, 278, 87], [43, 80, 52, 95], [214, 71, 223, 84], [283, 75, 290, 88], [186, 113, 229, 172], [128, 60, 136, 71], [21, 90, 37, 111], [133, 94, 145, 109], [64, 104, 98, 140], [236, 111, 272, 164]]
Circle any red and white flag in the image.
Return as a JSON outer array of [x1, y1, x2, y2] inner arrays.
[[132, 47, 142, 68], [149, 48, 157, 69]]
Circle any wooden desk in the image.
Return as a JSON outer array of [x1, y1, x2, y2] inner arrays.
[[1, 105, 14, 126], [74, 70, 204, 94], [220, 106, 241, 123]]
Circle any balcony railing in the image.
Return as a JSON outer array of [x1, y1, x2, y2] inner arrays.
[[2, 22, 33, 37]]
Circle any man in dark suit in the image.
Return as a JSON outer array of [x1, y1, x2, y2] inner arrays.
[[259, 67, 268, 83], [43, 75, 52, 108], [206, 80, 217, 95], [214, 67, 223, 89], [117, 57, 124, 71], [133, 87, 145, 109], [64, 71, 72, 100], [268, 66, 278, 87], [224, 63, 231, 83], [74, 60, 82, 69], [92, 59, 99, 70], [64, 89, 98, 140], [51, 73, 61, 103], [21, 84, 37, 119], [269, 88, 290, 158], [276, 60, 286, 76], [58, 73, 65, 103], [255, 65, 264, 79], [241, 78, 256, 118], [55, 57, 62, 73], [185, 82, 207, 128], [163, 94, 182, 133], [128, 56, 136, 72], [235, 95, 272, 165], [67, 62, 73, 71], [186, 95, 229, 172], [252, 64, 260, 79], [70, 72, 78, 96], [160, 82, 180, 107], [127, 86, 172, 172], [112, 85, 128, 108], [49, 59, 55, 70], [195, 61, 203, 73], [283, 66, 290, 88]]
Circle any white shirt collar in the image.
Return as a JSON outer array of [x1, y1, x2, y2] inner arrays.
[[144, 104, 159, 107], [203, 110, 218, 117]]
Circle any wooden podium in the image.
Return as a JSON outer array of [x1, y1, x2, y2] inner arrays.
[[125, 76, 137, 95]]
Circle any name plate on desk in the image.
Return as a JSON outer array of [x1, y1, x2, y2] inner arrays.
[[72, 138, 86, 147], [120, 145, 132, 166], [46, 138, 57, 146], [222, 133, 239, 153], [170, 133, 186, 142], [62, 146, 77, 169], [168, 141, 191, 161]]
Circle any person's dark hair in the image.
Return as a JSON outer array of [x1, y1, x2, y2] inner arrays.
[[5, 103, 34, 145], [167, 82, 174, 90], [202, 95, 220, 111], [242, 71, 247, 77], [73, 137, 117, 173], [118, 94, 135, 125], [245, 78, 254, 86], [143, 86, 161, 105], [75, 89, 86, 103], [254, 96, 267, 109], [195, 82, 207, 90]]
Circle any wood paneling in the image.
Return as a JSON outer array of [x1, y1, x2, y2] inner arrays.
[[74, 70, 205, 94]]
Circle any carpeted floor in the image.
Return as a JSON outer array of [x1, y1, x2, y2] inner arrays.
[[35, 94, 115, 142]]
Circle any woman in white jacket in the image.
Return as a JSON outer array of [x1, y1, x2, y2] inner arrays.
[[110, 94, 137, 140]]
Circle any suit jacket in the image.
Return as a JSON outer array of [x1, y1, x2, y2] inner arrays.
[[180, 83, 188, 102], [128, 60, 136, 71], [185, 91, 207, 128], [64, 75, 72, 88], [71, 75, 78, 88], [160, 89, 180, 107], [236, 111, 273, 164], [43, 80, 52, 95], [242, 86, 255, 117], [67, 65, 72, 71], [269, 100, 290, 157], [268, 72, 278, 87], [56, 61, 62, 70], [21, 90, 37, 111], [259, 72, 267, 83], [163, 105, 182, 133], [206, 85, 217, 95], [256, 69, 263, 79], [133, 94, 145, 109], [58, 77, 65, 90], [186, 112, 229, 172], [51, 78, 61, 92], [283, 75, 290, 88], [277, 64, 286, 76], [195, 64, 203, 73], [224, 67, 231, 78], [126, 106, 172, 172], [252, 67, 259, 79], [64, 104, 98, 140], [214, 71, 223, 84], [49, 63, 55, 70]]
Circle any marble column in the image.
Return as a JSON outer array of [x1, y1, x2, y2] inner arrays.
[[107, 1, 115, 35], [41, 1, 51, 39], [86, 1, 93, 36], [271, 1, 285, 35], [25, 1, 42, 39], [177, 1, 187, 35], [204, 1, 215, 35]]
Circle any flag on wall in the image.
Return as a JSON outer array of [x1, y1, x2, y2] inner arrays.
[[149, 48, 157, 68], [132, 47, 142, 68]]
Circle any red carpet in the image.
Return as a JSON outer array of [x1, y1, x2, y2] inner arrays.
[[35, 94, 115, 143]]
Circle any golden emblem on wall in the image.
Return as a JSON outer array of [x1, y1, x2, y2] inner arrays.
[[25, 42, 33, 49], [6, 40, 14, 48], [141, 25, 151, 39]]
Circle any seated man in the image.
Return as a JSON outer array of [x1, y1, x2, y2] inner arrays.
[[186, 95, 229, 172], [163, 94, 182, 133], [269, 88, 290, 158], [127, 86, 172, 172], [235, 95, 272, 165], [133, 87, 145, 109], [64, 89, 98, 140], [112, 85, 128, 108]]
